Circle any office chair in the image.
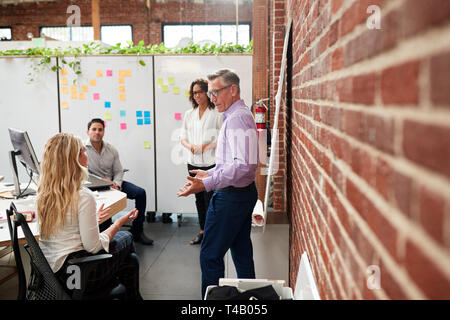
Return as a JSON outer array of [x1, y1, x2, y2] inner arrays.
[[6, 202, 126, 300]]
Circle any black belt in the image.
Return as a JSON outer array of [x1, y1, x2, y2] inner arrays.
[[217, 182, 255, 193]]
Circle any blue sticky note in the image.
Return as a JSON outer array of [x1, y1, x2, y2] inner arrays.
[[144, 111, 150, 118], [105, 101, 111, 108], [120, 110, 126, 117], [144, 118, 151, 125], [137, 118, 144, 125], [136, 111, 143, 118]]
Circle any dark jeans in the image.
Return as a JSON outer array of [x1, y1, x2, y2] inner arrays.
[[200, 182, 258, 298], [188, 164, 215, 231], [100, 180, 146, 236]]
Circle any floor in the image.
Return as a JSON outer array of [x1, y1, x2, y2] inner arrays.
[[0, 208, 289, 300]]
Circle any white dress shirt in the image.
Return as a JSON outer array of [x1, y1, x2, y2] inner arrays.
[[180, 107, 222, 167], [39, 187, 110, 272]]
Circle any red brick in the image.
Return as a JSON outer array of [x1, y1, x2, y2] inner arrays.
[[381, 61, 420, 105], [430, 51, 450, 107], [363, 114, 395, 154], [352, 73, 377, 105], [418, 186, 445, 245]]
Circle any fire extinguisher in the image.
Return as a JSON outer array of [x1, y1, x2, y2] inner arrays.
[[253, 98, 269, 134]]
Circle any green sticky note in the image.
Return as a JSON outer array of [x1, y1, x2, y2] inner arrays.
[[32, 37, 45, 47], [105, 112, 112, 120], [162, 85, 169, 93], [168, 77, 175, 85], [173, 86, 180, 95], [143, 141, 150, 149], [157, 78, 163, 85]]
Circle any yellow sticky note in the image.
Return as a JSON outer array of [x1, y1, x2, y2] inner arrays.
[[105, 112, 112, 120], [71, 92, 77, 100], [96, 70, 103, 77], [90, 79, 96, 86], [70, 85, 77, 92], [79, 92, 85, 100], [125, 70, 131, 77], [173, 86, 180, 95], [168, 77, 175, 85], [61, 102, 68, 109], [185, 90, 190, 97], [61, 68, 68, 75], [157, 78, 163, 85], [61, 86, 68, 94], [82, 85, 88, 92], [119, 70, 131, 77], [143, 141, 150, 149], [119, 94, 126, 101], [118, 77, 125, 84], [162, 85, 168, 93], [61, 78, 68, 85], [118, 86, 125, 93]]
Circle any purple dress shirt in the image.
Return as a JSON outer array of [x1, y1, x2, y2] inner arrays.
[[202, 99, 258, 192]]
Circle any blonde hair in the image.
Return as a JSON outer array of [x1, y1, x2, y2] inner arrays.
[[37, 133, 88, 239]]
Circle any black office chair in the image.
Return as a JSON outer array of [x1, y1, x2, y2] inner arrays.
[[6, 202, 126, 300]]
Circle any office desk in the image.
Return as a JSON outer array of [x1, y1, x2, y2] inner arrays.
[[0, 188, 127, 246]]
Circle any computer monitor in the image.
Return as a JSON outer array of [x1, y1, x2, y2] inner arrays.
[[8, 128, 41, 198]]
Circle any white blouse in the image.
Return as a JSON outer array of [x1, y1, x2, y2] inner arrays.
[[39, 187, 110, 273], [180, 107, 222, 167]]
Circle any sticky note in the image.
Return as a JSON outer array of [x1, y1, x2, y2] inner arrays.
[[61, 68, 68, 75], [118, 86, 125, 92], [119, 70, 131, 77], [144, 111, 150, 117], [175, 113, 182, 120], [71, 92, 77, 100], [173, 86, 180, 95], [156, 78, 163, 85], [137, 119, 143, 126], [93, 93, 100, 100], [79, 92, 85, 100], [82, 85, 88, 92], [119, 94, 126, 101], [61, 102, 68, 109], [168, 77, 175, 85], [61, 86, 68, 94], [70, 85, 77, 93], [120, 110, 126, 117], [162, 85, 168, 93], [144, 118, 151, 125], [120, 123, 127, 130], [136, 111, 143, 117], [143, 141, 150, 149], [118, 77, 125, 84], [105, 101, 111, 108], [106, 70, 113, 77], [90, 79, 96, 86], [61, 78, 68, 85], [105, 112, 112, 120], [185, 90, 190, 97], [96, 70, 103, 77]]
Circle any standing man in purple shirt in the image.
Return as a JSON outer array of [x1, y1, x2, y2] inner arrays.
[[177, 69, 258, 298]]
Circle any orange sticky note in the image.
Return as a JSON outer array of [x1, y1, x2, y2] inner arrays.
[[96, 70, 103, 77], [90, 79, 96, 86], [61, 68, 68, 75], [119, 70, 131, 77], [118, 77, 125, 84], [61, 102, 68, 109], [61, 78, 68, 85], [118, 86, 125, 92], [82, 85, 88, 92], [61, 86, 68, 94], [70, 85, 77, 92], [119, 94, 126, 101], [79, 92, 85, 100], [71, 92, 77, 100]]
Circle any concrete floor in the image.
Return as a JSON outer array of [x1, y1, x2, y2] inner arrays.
[[0, 211, 289, 300]]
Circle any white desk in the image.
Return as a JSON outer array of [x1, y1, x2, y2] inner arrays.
[[0, 187, 127, 246]]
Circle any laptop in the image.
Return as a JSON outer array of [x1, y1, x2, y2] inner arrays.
[[84, 174, 113, 191]]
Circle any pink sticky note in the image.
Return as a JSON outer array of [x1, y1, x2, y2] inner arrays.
[[106, 70, 113, 77], [175, 113, 182, 120], [93, 93, 100, 100], [120, 123, 127, 130]]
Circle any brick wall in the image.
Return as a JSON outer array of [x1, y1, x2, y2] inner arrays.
[[0, 0, 252, 45], [273, 0, 450, 299]]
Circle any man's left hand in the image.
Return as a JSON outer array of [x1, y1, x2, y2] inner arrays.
[[177, 176, 206, 197]]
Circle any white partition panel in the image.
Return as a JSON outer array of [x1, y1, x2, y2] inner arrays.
[[59, 55, 156, 211], [0, 57, 59, 183], [153, 55, 252, 214]]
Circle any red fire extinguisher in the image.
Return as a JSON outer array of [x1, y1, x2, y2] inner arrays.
[[254, 98, 269, 134]]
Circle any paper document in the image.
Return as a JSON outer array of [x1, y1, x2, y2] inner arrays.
[[252, 199, 266, 227]]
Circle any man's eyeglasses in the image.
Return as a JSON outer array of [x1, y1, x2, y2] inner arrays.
[[207, 84, 232, 99]]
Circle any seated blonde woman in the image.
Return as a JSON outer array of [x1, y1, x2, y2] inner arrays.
[[37, 133, 142, 299]]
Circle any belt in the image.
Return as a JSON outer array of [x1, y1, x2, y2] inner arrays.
[[217, 182, 255, 193]]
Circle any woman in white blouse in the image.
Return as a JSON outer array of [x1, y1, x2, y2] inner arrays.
[[180, 78, 222, 245], [37, 133, 142, 299]]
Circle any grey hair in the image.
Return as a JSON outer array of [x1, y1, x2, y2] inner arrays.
[[207, 69, 240, 93]]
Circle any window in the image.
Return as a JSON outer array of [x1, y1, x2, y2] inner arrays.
[[0, 27, 12, 41], [163, 23, 251, 48], [100, 25, 133, 47]]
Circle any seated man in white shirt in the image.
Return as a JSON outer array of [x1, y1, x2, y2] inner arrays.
[[85, 118, 153, 245]]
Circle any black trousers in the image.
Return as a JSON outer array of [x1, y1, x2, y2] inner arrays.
[[187, 163, 215, 231]]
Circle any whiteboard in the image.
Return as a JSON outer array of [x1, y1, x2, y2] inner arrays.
[[59, 56, 156, 211], [0, 57, 59, 183], [153, 55, 253, 214]]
